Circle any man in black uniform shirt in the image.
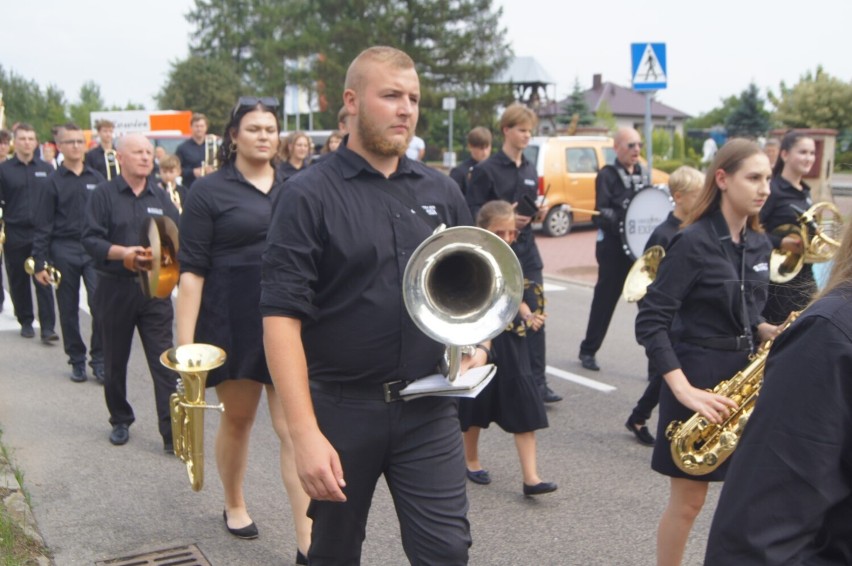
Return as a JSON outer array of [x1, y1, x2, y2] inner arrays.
[[84, 120, 118, 180], [261, 46, 482, 565], [579, 127, 650, 371], [449, 127, 492, 196], [82, 133, 179, 449], [466, 104, 562, 404], [175, 113, 210, 188], [33, 123, 105, 383], [0, 123, 57, 341]]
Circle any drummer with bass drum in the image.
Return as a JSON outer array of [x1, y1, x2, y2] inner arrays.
[[578, 127, 652, 372]]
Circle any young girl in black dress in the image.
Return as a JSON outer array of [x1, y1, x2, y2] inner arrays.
[[459, 200, 556, 496], [636, 139, 779, 566]]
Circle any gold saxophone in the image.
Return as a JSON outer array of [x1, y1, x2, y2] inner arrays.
[[160, 344, 226, 491], [666, 310, 800, 475]]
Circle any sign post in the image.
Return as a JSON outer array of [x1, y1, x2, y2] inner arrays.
[[631, 43, 667, 172], [442, 96, 457, 168]]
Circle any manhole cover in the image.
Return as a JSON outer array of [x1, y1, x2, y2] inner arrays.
[[94, 544, 211, 566]]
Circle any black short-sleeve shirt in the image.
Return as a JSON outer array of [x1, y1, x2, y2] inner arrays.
[[82, 176, 180, 277], [0, 155, 54, 244], [260, 142, 472, 385], [175, 138, 206, 187], [179, 162, 281, 275]]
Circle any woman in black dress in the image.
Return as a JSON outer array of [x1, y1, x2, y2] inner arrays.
[[459, 200, 555, 496], [759, 130, 817, 324], [635, 139, 778, 566], [175, 97, 310, 562]]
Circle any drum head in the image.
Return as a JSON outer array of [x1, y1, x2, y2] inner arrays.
[[619, 187, 673, 259]]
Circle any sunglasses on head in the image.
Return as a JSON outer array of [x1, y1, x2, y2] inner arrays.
[[232, 96, 280, 117]]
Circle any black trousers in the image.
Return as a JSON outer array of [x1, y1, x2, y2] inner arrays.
[[50, 239, 102, 367], [630, 373, 662, 423], [580, 233, 633, 357], [308, 387, 471, 565], [3, 240, 55, 333], [94, 276, 175, 440]]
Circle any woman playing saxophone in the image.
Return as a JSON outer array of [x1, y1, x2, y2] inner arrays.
[[635, 139, 779, 566]]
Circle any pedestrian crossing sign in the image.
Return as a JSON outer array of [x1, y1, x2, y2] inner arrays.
[[631, 43, 667, 91]]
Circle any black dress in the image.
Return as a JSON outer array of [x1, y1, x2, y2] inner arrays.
[[458, 282, 548, 434], [759, 176, 816, 324], [636, 210, 770, 481], [177, 162, 281, 387]]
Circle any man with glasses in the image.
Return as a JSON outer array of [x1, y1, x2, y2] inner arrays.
[[33, 123, 105, 383], [578, 127, 650, 371], [0, 123, 57, 342]]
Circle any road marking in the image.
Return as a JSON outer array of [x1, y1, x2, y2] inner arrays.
[[543, 282, 566, 292], [546, 365, 617, 392]]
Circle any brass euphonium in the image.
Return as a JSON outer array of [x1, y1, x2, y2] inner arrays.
[[104, 148, 120, 181], [24, 256, 61, 288], [622, 245, 666, 302], [769, 202, 844, 283], [666, 310, 800, 475], [161, 344, 226, 491], [402, 225, 524, 382]]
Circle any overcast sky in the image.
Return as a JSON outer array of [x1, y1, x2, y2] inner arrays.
[[2, 0, 849, 119]]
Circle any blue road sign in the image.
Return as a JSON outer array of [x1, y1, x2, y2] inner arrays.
[[631, 43, 667, 91]]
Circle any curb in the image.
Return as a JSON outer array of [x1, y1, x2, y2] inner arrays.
[[0, 451, 52, 565]]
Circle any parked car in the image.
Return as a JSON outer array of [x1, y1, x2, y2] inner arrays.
[[524, 136, 670, 237]]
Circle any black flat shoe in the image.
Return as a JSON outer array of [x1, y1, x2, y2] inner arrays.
[[625, 418, 655, 446], [523, 481, 558, 496], [109, 423, 129, 445], [466, 469, 491, 485], [579, 354, 600, 371], [223, 509, 258, 540], [296, 549, 308, 565], [540, 386, 563, 403]]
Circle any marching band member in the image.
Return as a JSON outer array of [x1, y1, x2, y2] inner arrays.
[[579, 127, 649, 372], [262, 46, 478, 565], [82, 133, 179, 450], [176, 113, 211, 188], [276, 130, 312, 179], [175, 96, 311, 562], [625, 166, 703, 446], [635, 139, 777, 566], [84, 120, 118, 180], [156, 155, 188, 213], [759, 130, 817, 324], [0, 123, 57, 341], [32, 123, 105, 383], [705, 208, 852, 565]]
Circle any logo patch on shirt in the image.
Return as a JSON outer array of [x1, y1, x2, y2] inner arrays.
[[35, 172, 47, 178], [753, 262, 768, 273], [421, 205, 438, 216], [523, 178, 536, 187], [86, 184, 97, 190], [147, 207, 163, 215]]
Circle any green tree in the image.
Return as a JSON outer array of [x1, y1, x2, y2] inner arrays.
[[183, 0, 511, 138], [725, 83, 771, 138], [769, 66, 852, 130], [594, 100, 616, 133], [156, 55, 243, 135], [685, 94, 739, 130], [69, 81, 106, 128], [559, 78, 595, 127], [0, 66, 68, 140]]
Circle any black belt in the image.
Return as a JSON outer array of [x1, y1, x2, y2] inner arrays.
[[681, 335, 752, 352], [310, 379, 412, 403]]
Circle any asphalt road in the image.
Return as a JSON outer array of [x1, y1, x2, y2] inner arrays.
[[0, 271, 723, 566]]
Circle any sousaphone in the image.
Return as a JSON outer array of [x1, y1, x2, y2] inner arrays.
[[139, 216, 180, 299]]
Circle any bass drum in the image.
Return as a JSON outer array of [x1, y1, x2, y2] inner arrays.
[[619, 186, 674, 260]]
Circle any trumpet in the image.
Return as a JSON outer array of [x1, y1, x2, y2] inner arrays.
[[165, 181, 182, 214], [24, 256, 61, 288], [202, 135, 218, 175], [161, 344, 226, 491], [104, 149, 120, 181]]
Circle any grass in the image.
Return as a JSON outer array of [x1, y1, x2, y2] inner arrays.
[[0, 428, 51, 565]]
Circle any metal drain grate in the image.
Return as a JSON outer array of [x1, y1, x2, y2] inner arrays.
[[94, 544, 211, 566]]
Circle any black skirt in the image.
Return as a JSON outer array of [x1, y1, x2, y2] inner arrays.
[[652, 341, 750, 481], [458, 330, 548, 434], [194, 263, 271, 387]]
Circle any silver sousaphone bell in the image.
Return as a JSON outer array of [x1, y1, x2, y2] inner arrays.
[[403, 225, 524, 382]]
